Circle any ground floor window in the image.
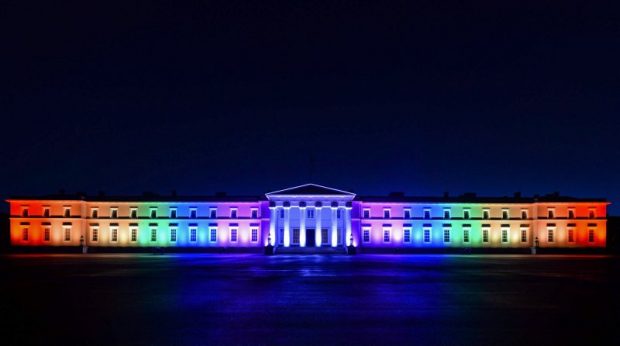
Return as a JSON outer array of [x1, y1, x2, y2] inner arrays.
[[150, 228, 157, 242], [482, 229, 489, 243], [292, 229, 300, 244], [230, 228, 238, 242], [568, 229, 575, 242], [423, 228, 431, 243], [362, 228, 370, 243], [22, 228, 28, 241], [463, 229, 470, 243], [210, 228, 217, 242], [547, 228, 554, 243], [521, 229, 527, 243], [588, 229, 595, 242], [111, 228, 118, 242], [130, 228, 137, 242], [321, 229, 328, 244], [91, 228, 99, 242], [501, 229, 508, 243], [64, 227, 71, 241], [403, 228, 411, 243], [44, 227, 51, 242], [251, 228, 258, 242], [189, 228, 196, 242], [383, 228, 391, 243], [170, 228, 177, 242], [443, 229, 450, 242]]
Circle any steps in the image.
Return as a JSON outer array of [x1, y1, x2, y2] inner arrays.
[[274, 246, 348, 255]]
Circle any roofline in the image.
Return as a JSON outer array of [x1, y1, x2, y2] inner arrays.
[[265, 183, 356, 196]]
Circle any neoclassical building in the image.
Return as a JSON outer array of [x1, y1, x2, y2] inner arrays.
[[7, 184, 609, 252]]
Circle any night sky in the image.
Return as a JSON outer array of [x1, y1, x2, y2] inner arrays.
[[1, 1, 619, 213]]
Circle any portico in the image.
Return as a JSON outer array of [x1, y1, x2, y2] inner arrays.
[[266, 183, 355, 250]]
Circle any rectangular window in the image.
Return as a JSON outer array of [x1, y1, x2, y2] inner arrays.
[[170, 228, 177, 242], [22, 207, 29, 217], [171, 208, 178, 218], [483, 209, 490, 219], [43, 227, 51, 241], [337, 209, 342, 219], [548, 208, 555, 219], [111, 208, 118, 218], [64, 227, 71, 241], [589, 209, 596, 219], [230, 228, 238, 242], [362, 228, 370, 243], [403, 228, 411, 243], [502, 209, 509, 220], [307, 209, 314, 218], [251, 228, 258, 242], [588, 229, 595, 242], [64, 207, 71, 218], [111, 228, 118, 242], [210, 228, 217, 242], [230, 208, 238, 218], [383, 209, 391, 219], [210, 208, 217, 218], [547, 228, 554, 242], [424, 209, 431, 219], [383, 228, 391, 243], [150, 208, 157, 218], [404, 209, 411, 219], [22, 228, 28, 241], [443, 209, 451, 219], [130, 228, 138, 242], [130, 207, 138, 218], [521, 229, 527, 242], [91, 227, 99, 242], [189, 208, 197, 218], [189, 227, 197, 242], [568, 209, 575, 219], [423, 228, 431, 243], [568, 229, 575, 242], [363, 209, 370, 218], [43, 207, 50, 217], [293, 229, 300, 244], [501, 229, 508, 243], [321, 229, 328, 244], [150, 228, 157, 242], [463, 210, 470, 219], [251, 208, 259, 218], [463, 229, 470, 243], [521, 210, 528, 219], [91, 208, 98, 218], [482, 229, 489, 243], [443, 228, 450, 242]]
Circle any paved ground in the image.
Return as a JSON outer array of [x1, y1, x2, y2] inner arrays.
[[1, 254, 619, 345]]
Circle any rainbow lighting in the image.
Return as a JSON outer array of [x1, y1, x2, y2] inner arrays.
[[7, 184, 609, 251]]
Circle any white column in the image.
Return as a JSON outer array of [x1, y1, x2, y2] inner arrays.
[[316, 207, 322, 247], [283, 206, 291, 247], [331, 206, 338, 247], [300, 205, 306, 247], [345, 206, 352, 246], [269, 207, 276, 246]]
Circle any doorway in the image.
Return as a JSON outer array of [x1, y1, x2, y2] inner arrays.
[[306, 229, 316, 247]]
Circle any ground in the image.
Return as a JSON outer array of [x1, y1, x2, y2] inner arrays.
[[1, 254, 619, 345]]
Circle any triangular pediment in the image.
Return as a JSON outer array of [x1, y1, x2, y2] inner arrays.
[[266, 183, 355, 197]]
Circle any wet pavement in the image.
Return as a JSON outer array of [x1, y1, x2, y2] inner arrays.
[[1, 254, 619, 345]]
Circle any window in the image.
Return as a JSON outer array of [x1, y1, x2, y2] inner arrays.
[[321, 229, 328, 244], [171, 208, 178, 218], [91, 208, 98, 218], [210, 228, 217, 242], [43, 227, 51, 241], [548, 208, 555, 219], [251, 208, 259, 219], [189, 227, 197, 242], [521, 229, 527, 242], [363, 209, 370, 218], [64, 207, 71, 218], [362, 228, 370, 243], [337, 209, 342, 219], [463, 209, 470, 219], [521, 210, 528, 219], [404, 209, 411, 219], [64, 226, 71, 241], [501, 229, 508, 243], [150, 208, 157, 218], [588, 229, 595, 242], [423, 228, 431, 243], [383, 228, 391, 242], [230, 228, 238, 242], [463, 229, 470, 243], [293, 229, 300, 244], [547, 228, 554, 242], [22, 208, 29, 217], [150, 227, 157, 242], [210, 208, 217, 218], [502, 209, 509, 220], [171, 228, 178, 242], [91, 227, 99, 242], [230, 208, 237, 218], [443, 228, 450, 242], [43, 207, 50, 217], [443, 209, 451, 219], [589, 209, 596, 219], [568, 209, 575, 219], [111, 227, 118, 242], [403, 228, 411, 243], [482, 229, 489, 243], [424, 209, 431, 219], [568, 229, 575, 242], [189, 208, 197, 218], [251, 228, 258, 242], [483, 209, 490, 219], [130, 228, 138, 242], [22, 228, 28, 241], [130, 207, 138, 218], [383, 209, 391, 219], [110, 208, 118, 218], [280, 209, 285, 218]]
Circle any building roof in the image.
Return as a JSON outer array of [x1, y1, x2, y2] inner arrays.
[[265, 183, 356, 197]]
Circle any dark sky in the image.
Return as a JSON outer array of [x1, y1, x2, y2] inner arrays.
[[1, 1, 619, 213]]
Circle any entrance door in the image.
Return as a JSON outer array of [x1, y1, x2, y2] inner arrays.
[[306, 229, 316, 247]]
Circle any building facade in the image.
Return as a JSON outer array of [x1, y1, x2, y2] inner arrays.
[[7, 184, 609, 251]]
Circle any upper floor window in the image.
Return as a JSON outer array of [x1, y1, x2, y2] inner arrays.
[[43, 207, 50, 217], [280, 209, 285, 218], [568, 209, 575, 219], [189, 208, 197, 219], [424, 209, 431, 219], [150, 207, 157, 218], [383, 208, 391, 219], [110, 208, 118, 219], [63, 207, 71, 218], [307, 208, 314, 218], [404, 208, 411, 219], [21, 207, 29, 217], [337, 209, 342, 218], [463, 209, 470, 219], [589, 209, 596, 219], [502, 209, 509, 220], [443, 209, 451, 219], [210, 208, 217, 219], [130, 207, 138, 218], [230, 208, 238, 218], [547, 208, 555, 219], [251, 208, 259, 218], [170, 208, 178, 218], [483, 209, 490, 219], [91, 208, 99, 218], [363, 209, 370, 218], [521, 210, 528, 219]]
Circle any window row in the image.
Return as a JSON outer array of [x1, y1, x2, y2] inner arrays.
[[87, 226, 259, 243]]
